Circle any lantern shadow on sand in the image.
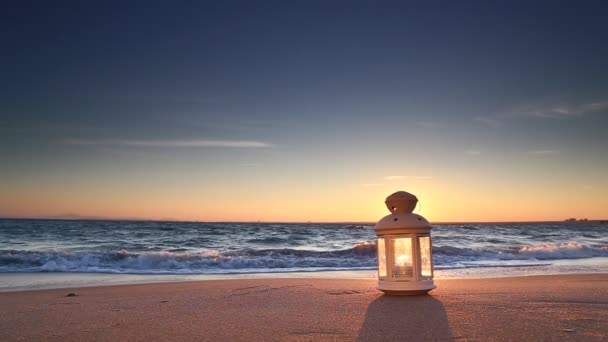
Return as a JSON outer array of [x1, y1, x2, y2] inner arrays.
[[356, 295, 452, 341]]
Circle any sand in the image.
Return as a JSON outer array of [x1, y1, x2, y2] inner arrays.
[[1, 274, 607, 341]]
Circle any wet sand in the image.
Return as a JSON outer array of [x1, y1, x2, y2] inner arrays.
[[1, 274, 607, 341]]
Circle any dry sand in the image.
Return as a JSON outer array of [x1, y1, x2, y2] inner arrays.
[[1, 274, 607, 341]]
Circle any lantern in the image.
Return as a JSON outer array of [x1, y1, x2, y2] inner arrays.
[[374, 191, 435, 295]]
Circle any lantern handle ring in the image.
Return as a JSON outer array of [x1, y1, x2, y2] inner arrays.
[[415, 201, 422, 214]]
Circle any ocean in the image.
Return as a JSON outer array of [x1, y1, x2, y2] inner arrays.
[[1, 219, 607, 273], [1, 219, 607, 290]]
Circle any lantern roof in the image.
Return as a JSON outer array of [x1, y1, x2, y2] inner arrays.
[[374, 191, 431, 232], [385, 191, 418, 214]]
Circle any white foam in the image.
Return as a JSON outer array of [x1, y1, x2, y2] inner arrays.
[[0, 241, 606, 274]]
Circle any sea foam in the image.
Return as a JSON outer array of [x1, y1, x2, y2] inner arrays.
[[0, 241, 606, 274]]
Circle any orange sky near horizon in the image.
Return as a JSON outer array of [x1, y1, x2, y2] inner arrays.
[[2, 169, 606, 222]]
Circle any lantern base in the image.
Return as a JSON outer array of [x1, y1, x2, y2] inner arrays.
[[377, 279, 435, 296]]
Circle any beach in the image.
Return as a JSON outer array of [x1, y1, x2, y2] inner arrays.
[[1, 274, 606, 341]]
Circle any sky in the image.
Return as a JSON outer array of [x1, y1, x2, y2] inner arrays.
[[1, 1, 607, 222]]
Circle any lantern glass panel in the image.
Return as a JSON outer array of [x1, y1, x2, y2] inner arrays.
[[419, 236, 432, 277], [391, 237, 413, 279], [377, 238, 387, 278]]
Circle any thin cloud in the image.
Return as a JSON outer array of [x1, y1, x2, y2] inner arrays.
[[384, 176, 407, 181], [475, 98, 608, 126], [465, 150, 481, 155], [474, 116, 502, 127], [65, 139, 274, 148], [415, 121, 439, 128], [528, 149, 560, 155], [522, 101, 608, 119], [384, 175, 433, 180], [361, 183, 384, 187]]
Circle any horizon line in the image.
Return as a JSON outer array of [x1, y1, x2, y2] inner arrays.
[[1, 216, 606, 225]]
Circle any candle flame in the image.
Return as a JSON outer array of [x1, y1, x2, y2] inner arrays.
[[395, 253, 410, 266]]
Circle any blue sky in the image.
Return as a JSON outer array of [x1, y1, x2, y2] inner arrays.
[[1, 1, 607, 221]]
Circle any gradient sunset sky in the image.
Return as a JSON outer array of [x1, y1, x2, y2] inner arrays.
[[1, 1, 607, 222]]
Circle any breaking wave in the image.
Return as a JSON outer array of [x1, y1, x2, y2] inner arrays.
[[0, 241, 606, 274]]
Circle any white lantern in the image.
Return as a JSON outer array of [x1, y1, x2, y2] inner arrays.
[[374, 191, 435, 295]]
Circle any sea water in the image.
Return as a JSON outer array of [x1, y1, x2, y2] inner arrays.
[[0, 219, 606, 290]]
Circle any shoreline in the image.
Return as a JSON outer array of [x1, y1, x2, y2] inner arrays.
[[1, 274, 607, 341], [2, 256, 608, 293]]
